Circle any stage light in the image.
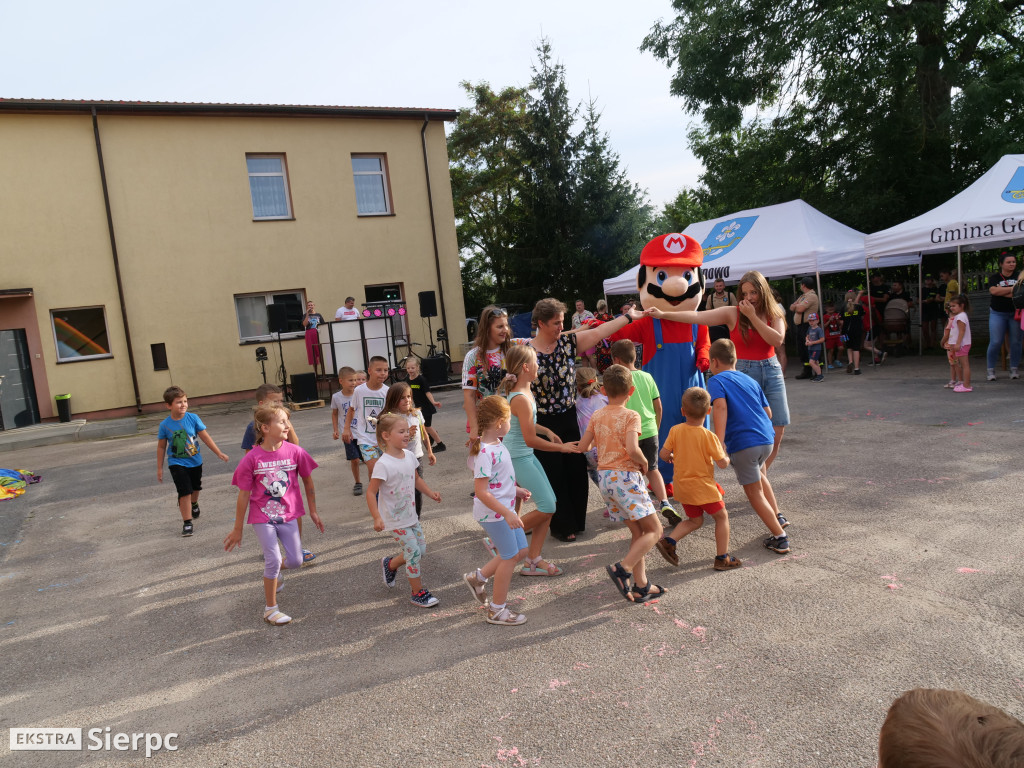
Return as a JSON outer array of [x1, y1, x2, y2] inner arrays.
[[362, 309, 371, 318], [397, 307, 407, 316], [436, 328, 447, 341], [255, 346, 268, 362], [373, 308, 383, 317], [387, 307, 396, 316]]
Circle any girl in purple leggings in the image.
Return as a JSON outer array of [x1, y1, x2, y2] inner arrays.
[[225, 404, 324, 625]]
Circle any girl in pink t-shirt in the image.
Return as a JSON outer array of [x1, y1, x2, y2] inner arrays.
[[944, 295, 972, 393], [225, 404, 323, 626]]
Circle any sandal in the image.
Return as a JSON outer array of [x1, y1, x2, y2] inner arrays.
[[263, 608, 291, 625], [605, 563, 633, 601], [631, 582, 667, 603], [713, 554, 742, 571], [486, 605, 527, 626], [520, 556, 563, 577], [302, 549, 316, 564], [482, 537, 497, 557]]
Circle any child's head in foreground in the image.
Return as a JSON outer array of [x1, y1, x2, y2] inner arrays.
[[338, 366, 357, 391], [575, 367, 600, 398], [709, 339, 737, 371], [610, 339, 636, 367], [163, 385, 186, 406], [254, 383, 283, 406], [877, 688, 1024, 768], [601, 364, 633, 399], [682, 387, 711, 421]]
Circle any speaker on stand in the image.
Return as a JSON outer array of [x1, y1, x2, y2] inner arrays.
[[267, 304, 290, 399]]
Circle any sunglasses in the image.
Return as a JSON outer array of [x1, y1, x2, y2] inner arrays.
[[489, 308, 509, 318]]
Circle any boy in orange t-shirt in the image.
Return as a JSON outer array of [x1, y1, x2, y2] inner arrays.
[[577, 364, 665, 604], [655, 386, 741, 571]]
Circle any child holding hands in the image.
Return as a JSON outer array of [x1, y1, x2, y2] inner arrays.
[[224, 404, 323, 626], [368, 413, 442, 608], [463, 396, 531, 625], [578, 364, 666, 604]]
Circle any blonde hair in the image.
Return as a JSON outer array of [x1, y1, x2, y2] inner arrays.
[[682, 387, 711, 420], [737, 271, 785, 342], [575, 366, 600, 398], [845, 290, 859, 313], [253, 404, 288, 446], [601, 364, 633, 397], [878, 688, 1024, 768], [500, 344, 537, 395], [470, 396, 512, 456], [383, 381, 417, 416], [375, 412, 406, 446]]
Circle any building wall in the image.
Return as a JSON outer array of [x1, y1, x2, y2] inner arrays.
[[0, 110, 465, 416]]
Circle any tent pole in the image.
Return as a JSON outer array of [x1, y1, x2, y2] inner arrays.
[[917, 260, 923, 356], [866, 260, 875, 366], [957, 246, 963, 295], [815, 270, 824, 377]]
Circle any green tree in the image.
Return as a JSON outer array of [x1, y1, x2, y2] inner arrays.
[[447, 81, 529, 314], [643, 0, 1024, 232]]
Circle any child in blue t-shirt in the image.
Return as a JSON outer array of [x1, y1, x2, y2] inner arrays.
[[156, 386, 229, 537], [706, 340, 791, 554], [805, 313, 825, 382]]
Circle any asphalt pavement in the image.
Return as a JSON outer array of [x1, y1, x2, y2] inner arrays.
[[1, 355, 1022, 767]]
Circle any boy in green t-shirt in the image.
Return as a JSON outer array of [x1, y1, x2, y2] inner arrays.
[[609, 340, 679, 525]]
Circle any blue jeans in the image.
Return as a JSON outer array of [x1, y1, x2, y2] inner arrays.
[[986, 310, 1022, 371], [735, 357, 791, 427]]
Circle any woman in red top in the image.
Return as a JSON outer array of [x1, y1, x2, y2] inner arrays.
[[647, 270, 789, 471]]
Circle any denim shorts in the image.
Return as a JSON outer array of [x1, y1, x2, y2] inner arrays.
[[735, 357, 791, 427]]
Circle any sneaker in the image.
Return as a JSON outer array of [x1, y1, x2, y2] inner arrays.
[[777, 513, 790, 529], [381, 556, 397, 588], [713, 554, 742, 570], [1012, 368, 1020, 380], [463, 571, 488, 604], [854, 369, 862, 375], [879, 351, 888, 364], [432, 442, 447, 453], [655, 538, 679, 567], [353, 482, 363, 496], [846, 361, 854, 374], [410, 589, 439, 608], [660, 502, 682, 526], [987, 369, 997, 381], [943, 380, 956, 389], [182, 520, 194, 537], [953, 384, 973, 392], [486, 604, 527, 626], [191, 502, 201, 519], [764, 535, 790, 554], [811, 374, 824, 382]]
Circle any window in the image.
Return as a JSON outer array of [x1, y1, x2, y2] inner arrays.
[[51, 306, 112, 362], [246, 154, 293, 219], [352, 155, 392, 215], [234, 291, 305, 342]]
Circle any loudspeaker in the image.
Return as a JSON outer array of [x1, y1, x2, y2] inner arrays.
[[291, 372, 318, 403], [422, 354, 447, 386], [418, 290, 437, 318], [267, 303, 289, 334]]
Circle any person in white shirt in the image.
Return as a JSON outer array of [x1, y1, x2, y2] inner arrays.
[[335, 296, 360, 321]]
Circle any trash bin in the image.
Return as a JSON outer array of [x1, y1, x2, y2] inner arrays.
[[55, 394, 72, 423]]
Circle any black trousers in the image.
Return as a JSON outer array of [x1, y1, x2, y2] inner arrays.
[[796, 322, 810, 366], [535, 407, 590, 537]]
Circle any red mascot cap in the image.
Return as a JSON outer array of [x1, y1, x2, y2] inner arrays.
[[640, 233, 704, 268]]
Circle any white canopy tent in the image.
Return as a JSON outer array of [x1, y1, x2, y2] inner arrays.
[[603, 199, 918, 296], [865, 154, 1024, 261]]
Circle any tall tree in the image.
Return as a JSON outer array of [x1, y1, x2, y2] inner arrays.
[[643, 0, 1024, 232], [447, 81, 529, 314]]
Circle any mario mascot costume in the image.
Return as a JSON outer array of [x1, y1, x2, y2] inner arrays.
[[612, 233, 710, 485]]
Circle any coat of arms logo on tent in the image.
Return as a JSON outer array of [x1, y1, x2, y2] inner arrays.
[[700, 216, 758, 262], [1002, 167, 1024, 204]]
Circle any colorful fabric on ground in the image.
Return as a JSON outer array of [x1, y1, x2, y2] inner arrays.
[[0, 469, 41, 501]]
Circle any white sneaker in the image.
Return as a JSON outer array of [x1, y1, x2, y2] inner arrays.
[[987, 369, 997, 381], [1011, 368, 1020, 380]]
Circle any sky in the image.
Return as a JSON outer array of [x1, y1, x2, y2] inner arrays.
[[1, 0, 702, 209]]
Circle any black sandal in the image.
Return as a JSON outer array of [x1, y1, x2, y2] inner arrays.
[[605, 563, 632, 601], [631, 582, 667, 603]]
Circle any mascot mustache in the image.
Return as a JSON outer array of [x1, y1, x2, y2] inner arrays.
[[646, 278, 704, 304]]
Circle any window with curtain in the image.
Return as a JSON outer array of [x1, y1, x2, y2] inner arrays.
[[351, 155, 392, 215], [234, 291, 305, 341], [246, 155, 293, 219]]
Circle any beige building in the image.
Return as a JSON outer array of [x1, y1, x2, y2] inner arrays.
[[0, 100, 465, 424]]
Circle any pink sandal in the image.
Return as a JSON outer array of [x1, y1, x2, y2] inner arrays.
[[520, 556, 563, 576]]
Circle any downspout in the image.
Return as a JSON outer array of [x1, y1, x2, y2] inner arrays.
[[92, 107, 142, 413], [420, 116, 449, 345]]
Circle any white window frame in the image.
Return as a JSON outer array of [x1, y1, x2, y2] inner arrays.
[[351, 154, 393, 216], [234, 290, 307, 342], [246, 154, 293, 220], [50, 305, 113, 363]]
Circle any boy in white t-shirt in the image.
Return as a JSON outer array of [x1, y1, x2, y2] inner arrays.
[[343, 356, 389, 476], [367, 413, 442, 608], [331, 366, 363, 495]]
